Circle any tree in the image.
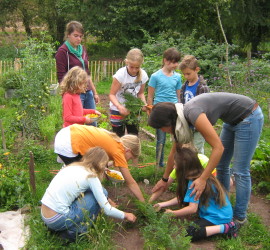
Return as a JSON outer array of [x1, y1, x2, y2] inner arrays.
[[223, 0, 270, 52]]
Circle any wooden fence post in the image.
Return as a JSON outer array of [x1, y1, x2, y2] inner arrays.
[[29, 151, 36, 194], [0, 119, 7, 151]]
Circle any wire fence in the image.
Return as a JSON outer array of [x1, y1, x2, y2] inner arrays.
[[0, 59, 124, 84]]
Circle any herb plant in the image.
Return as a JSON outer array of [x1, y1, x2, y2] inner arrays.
[[122, 92, 144, 125]]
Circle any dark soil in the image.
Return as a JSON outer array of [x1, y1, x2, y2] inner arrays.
[[106, 181, 269, 250]]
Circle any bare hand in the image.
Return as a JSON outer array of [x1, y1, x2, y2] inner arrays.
[[165, 209, 174, 214], [94, 94, 100, 104], [190, 177, 206, 200], [152, 179, 168, 193], [153, 203, 161, 212], [124, 212, 136, 222], [95, 110, 101, 116], [144, 105, 153, 116], [108, 198, 118, 208], [85, 117, 92, 124], [118, 105, 130, 116]]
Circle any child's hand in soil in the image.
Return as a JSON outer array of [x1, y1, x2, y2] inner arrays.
[[124, 212, 136, 222], [153, 203, 162, 212], [165, 209, 174, 215]]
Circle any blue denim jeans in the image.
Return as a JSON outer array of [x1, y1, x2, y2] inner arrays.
[[156, 129, 166, 167], [193, 130, 205, 154], [42, 188, 108, 239], [217, 107, 264, 220], [80, 90, 97, 127]]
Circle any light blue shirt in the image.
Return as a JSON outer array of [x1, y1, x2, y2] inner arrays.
[[184, 180, 232, 224], [148, 69, 181, 104]]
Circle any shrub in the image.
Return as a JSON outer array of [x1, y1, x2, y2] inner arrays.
[[251, 140, 270, 195], [0, 162, 31, 211], [0, 70, 23, 90], [11, 32, 56, 139]]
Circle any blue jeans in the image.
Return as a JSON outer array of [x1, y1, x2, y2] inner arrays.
[[156, 129, 166, 167], [42, 188, 108, 239], [80, 90, 97, 127], [193, 131, 205, 154], [217, 107, 264, 220]]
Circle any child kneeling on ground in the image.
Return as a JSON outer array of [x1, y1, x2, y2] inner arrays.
[[154, 147, 238, 242], [41, 147, 136, 242]]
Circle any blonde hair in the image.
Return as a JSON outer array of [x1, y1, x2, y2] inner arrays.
[[60, 66, 88, 95], [70, 147, 109, 180], [120, 134, 141, 158], [179, 55, 199, 70], [64, 21, 84, 40], [125, 48, 144, 83]]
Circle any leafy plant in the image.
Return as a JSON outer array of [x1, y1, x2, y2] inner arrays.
[[250, 140, 270, 194], [135, 201, 191, 249], [122, 92, 144, 125], [0, 70, 23, 90], [11, 32, 56, 139], [0, 164, 31, 211]]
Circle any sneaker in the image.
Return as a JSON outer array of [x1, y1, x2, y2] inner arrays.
[[224, 221, 239, 238], [233, 217, 247, 227]]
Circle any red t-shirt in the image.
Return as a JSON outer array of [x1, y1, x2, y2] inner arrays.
[[62, 92, 95, 127]]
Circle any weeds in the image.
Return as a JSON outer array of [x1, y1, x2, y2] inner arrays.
[[135, 201, 191, 249]]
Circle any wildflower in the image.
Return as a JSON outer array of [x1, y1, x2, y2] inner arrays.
[[3, 152, 10, 156], [0, 163, 2, 169]]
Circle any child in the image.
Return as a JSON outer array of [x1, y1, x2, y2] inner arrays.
[[109, 48, 148, 137], [60, 66, 100, 127], [179, 55, 210, 154], [154, 147, 238, 242], [54, 124, 145, 201], [147, 48, 182, 167], [149, 151, 209, 202], [41, 147, 136, 242]]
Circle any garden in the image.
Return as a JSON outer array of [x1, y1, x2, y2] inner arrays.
[[0, 31, 270, 249]]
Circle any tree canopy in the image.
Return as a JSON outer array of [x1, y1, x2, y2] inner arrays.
[[1, 0, 269, 52]]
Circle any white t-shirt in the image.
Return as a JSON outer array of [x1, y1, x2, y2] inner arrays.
[[110, 66, 149, 111], [41, 165, 125, 219], [54, 126, 77, 157]]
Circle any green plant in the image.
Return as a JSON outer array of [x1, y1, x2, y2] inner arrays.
[[11, 32, 56, 139], [0, 70, 23, 90], [0, 163, 31, 211], [122, 92, 145, 125], [135, 201, 191, 249], [250, 140, 270, 194]]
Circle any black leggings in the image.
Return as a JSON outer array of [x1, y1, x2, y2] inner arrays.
[[112, 124, 139, 137], [186, 218, 215, 242], [58, 154, 82, 165]]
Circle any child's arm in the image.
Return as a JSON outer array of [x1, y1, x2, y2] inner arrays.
[[155, 197, 179, 209], [88, 76, 100, 104], [165, 202, 198, 217], [147, 86, 155, 105], [83, 109, 101, 115], [149, 177, 174, 203], [137, 83, 147, 105], [109, 78, 130, 116], [176, 89, 181, 103]]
